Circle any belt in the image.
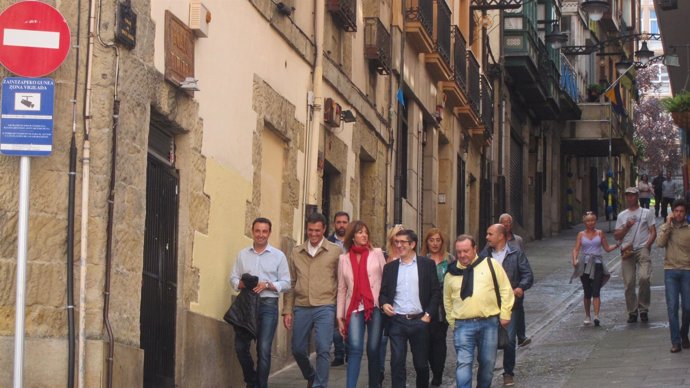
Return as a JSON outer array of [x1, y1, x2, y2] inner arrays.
[[396, 312, 424, 320], [455, 315, 497, 322]]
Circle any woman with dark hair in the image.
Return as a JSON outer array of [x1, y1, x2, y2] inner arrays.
[[420, 228, 453, 387], [571, 211, 619, 326], [638, 174, 652, 209], [337, 220, 387, 388]]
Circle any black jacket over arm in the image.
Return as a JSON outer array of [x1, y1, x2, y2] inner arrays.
[[378, 256, 441, 321]]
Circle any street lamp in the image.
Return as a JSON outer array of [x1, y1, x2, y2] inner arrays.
[[615, 55, 633, 75], [545, 23, 569, 49], [635, 41, 654, 65], [581, 0, 610, 22]]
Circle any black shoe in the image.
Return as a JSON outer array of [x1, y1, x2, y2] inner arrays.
[[517, 337, 531, 347], [330, 357, 344, 367], [379, 371, 385, 385], [594, 318, 600, 327], [627, 314, 638, 323], [431, 376, 442, 386], [307, 375, 314, 388], [682, 335, 690, 349], [671, 344, 682, 353], [640, 312, 649, 323]]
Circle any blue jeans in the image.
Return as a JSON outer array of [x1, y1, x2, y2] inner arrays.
[[664, 269, 690, 346], [453, 316, 498, 388], [333, 327, 346, 359], [379, 334, 388, 373], [234, 297, 278, 388], [345, 308, 383, 388], [389, 315, 430, 388], [503, 308, 520, 376], [292, 305, 336, 388]]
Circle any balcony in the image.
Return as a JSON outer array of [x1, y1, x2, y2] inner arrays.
[[455, 50, 482, 129], [480, 75, 494, 136], [364, 17, 391, 75], [503, 16, 541, 95], [424, 0, 452, 81], [600, 0, 620, 32], [405, 0, 434, 54], [558, 54, 581, 120], [327, 0, 357, 32], [529, 49, 560, 120], [561, 103, 636, 156], [441, 26, 468, 109]]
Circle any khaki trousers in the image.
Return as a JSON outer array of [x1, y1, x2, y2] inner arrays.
[[621, 247, 652, 315]]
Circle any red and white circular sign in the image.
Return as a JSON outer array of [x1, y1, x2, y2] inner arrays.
[[0, 1, 71, 78]]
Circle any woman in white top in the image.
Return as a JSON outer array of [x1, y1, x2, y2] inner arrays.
[[638, 174, 652, 209]]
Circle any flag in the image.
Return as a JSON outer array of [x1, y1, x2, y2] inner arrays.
[[605, 83, 627, 117], [396, 88, 405, 107]]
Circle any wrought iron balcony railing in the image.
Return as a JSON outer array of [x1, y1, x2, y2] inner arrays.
[[436, 0, 452, 65], [364, 17, 391, 75], [481, 75, 494, 134], [452, 26, 467, 92], [405, 0, 434, 39], [467, 50, 481, 115], [559, 54, 579, 102], [327, 0, 357, 32]]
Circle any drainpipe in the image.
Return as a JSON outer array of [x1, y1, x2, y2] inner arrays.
[[66, 0, 83, 386], [393, 0, 406, 225], [305, 0, 325, 219], [77, 0, 97, 386], [96, 0, 121, 386]]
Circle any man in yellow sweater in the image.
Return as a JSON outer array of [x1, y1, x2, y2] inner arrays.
[[444, 234, 514, 388]]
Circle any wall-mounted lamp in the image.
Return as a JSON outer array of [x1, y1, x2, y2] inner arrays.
[[545, 23, 568, 49], [615, 55, 633, 75], [581, 0, 610, 22], [340, 110, 356, 123], [276, 2, 293, 16], [179, 77, 200, 91], [635, 41, 654, 65]]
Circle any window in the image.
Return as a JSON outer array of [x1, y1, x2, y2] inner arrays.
[[649, 10, 658, 33]]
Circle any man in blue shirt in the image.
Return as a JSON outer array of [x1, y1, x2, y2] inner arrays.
[[230, 217, 291, 388], [379, 229, 440, 388]]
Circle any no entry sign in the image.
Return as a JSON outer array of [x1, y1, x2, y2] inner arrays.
[[0, 1, 71, 78]]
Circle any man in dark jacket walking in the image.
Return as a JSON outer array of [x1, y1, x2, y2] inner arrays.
[[230, 217, 291, 388], [480, 224, 533, 387], [379, 229, 441, 388]]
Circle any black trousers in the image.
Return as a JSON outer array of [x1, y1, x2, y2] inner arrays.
[[389, 315, 430, 388], [428, 319, 448, 381]]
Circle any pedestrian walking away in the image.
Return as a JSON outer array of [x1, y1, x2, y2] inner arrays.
[[498, 213, 530, 347], [652, 171, 665, 217], [336, 220, 386, 388], [661, 171, 679, 218], [614, 187, 657, 323], [655, 199, 690, 353], [283, 213, 341, 388], [444, 234, 514, 388], [480, 224, 533, 386], [327, 211, 350, 367], [570, 211, 618, 327], [420, 228, 453, 387], [229, 217, 291, 388], [379, 229, 441, 388], [637, 174, 652, 209]]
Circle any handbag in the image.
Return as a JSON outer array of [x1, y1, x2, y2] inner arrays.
[[487, 258, 510, 350], [620, 209, 644, 260]]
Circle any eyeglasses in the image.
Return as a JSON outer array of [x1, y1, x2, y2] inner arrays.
[[393, 239, 411, 245]]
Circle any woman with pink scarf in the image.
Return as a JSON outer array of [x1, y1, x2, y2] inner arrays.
[[337, 220, 387, 388]]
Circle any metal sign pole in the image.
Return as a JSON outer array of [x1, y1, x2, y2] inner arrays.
[[13, 156, 30, 388]]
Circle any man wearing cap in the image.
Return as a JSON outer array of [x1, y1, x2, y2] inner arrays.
[[614, 187, 657, 323]]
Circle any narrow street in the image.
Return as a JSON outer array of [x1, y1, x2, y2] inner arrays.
[[270, 219, 690, 387]]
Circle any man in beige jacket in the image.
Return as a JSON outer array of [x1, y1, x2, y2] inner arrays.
[[283, 212, 341, 388]]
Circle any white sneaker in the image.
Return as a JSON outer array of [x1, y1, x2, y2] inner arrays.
[[584, 317, 592, 325]]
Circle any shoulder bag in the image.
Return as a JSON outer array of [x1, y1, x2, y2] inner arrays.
[[487, 258, 510, 350]]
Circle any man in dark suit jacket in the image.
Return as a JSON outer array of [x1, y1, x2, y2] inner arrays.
[[379, 229, 441, 388]]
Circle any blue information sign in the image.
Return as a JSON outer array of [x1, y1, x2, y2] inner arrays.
[[0, 77, 55, 156]]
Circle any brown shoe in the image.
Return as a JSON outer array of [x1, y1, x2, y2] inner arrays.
[[670, 345, 682, 353], [503, 374, 515, 386], [682, 335, 690, 349]]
